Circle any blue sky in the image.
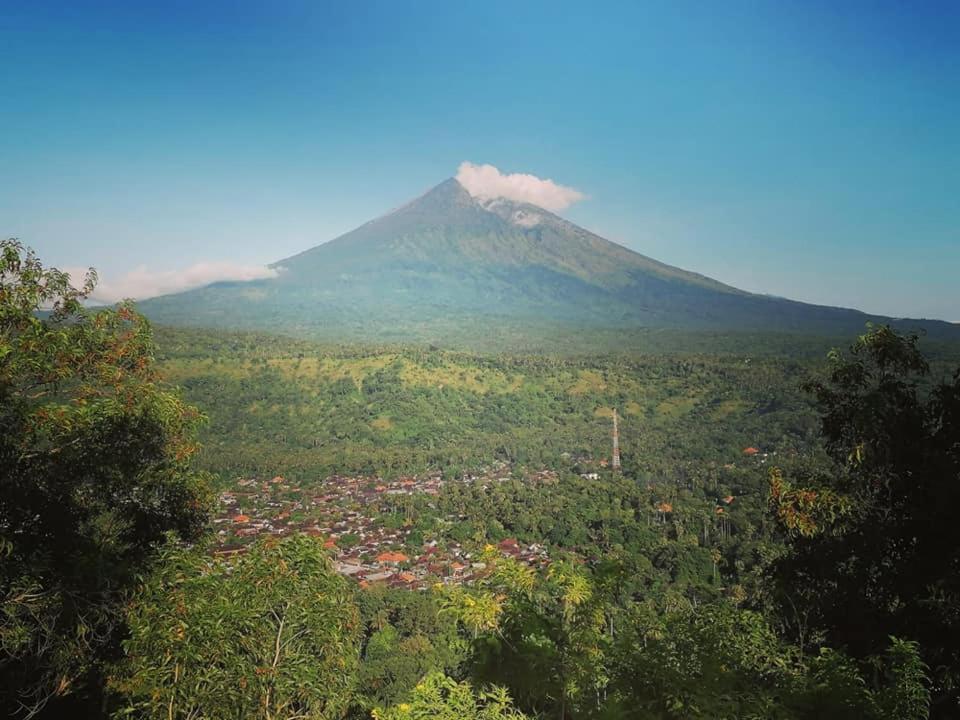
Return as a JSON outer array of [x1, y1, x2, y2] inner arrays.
[[2, 0, 958, 318]]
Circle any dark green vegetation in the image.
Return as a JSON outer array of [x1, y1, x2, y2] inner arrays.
[[0, 242, 211, 717], [138, 178, 960, 347], [4, 240, 960, 719], [769, 326, 960, 712]]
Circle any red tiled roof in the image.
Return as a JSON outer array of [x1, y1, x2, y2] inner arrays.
[[232, 514, 251, 523], [376, 551, 409, 563], [743, 447, 760, 456]]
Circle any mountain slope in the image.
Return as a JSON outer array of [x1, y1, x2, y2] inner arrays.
[[139, 178, 958, 344]]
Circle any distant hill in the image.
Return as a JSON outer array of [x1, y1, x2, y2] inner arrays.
[[139, 178, 959, 345]]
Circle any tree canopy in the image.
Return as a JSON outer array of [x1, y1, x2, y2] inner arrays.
[[769, 325, 960, 713], [112, 535, 361, 720], [0, 239, 212, 717]]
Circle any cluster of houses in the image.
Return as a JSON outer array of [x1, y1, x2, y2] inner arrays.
[[334, 536, 549, 590], [212, 467, 551, 589]]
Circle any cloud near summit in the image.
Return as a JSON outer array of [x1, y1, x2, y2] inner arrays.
[[456, 162, 585, 211]]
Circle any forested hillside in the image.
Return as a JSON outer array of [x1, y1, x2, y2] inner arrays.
[[154, 326, 826, 483]]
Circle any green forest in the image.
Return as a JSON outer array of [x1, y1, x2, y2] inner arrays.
[[3, 240, 960, 720], [152, 324, 828, 482]]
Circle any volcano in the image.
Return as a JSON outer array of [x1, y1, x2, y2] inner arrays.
[[139, 178, 957, 344]]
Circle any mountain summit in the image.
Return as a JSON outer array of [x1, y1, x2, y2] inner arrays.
[[139, 178, 956, 343]]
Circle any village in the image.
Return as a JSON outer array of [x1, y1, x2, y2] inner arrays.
[[210, 413, 772, 591], [213, 462, 556, 590]]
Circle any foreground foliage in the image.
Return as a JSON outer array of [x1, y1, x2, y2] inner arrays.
[[0, 240, 211, 717], [112, 535, 361, 720], [770, 325, 960, 712], [443, 550, 930, 720], [373, 673, 529, 720], [353, 587, 466, 712]]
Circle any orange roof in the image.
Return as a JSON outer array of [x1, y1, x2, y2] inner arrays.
[[743, 447, 760, 456], [656, 502, 673, 513], [323, 539, 337, 549], [723, 495, 735, 504], [398, 572, 416, 583], [376, 551, 409, 563], [715, 506, 725, 515], [232, 514, 251, 523], [271, 475, 285, 483]]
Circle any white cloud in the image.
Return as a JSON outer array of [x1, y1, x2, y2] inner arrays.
[[456, 162, 585, 211], [66, 261, 279, 303]]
